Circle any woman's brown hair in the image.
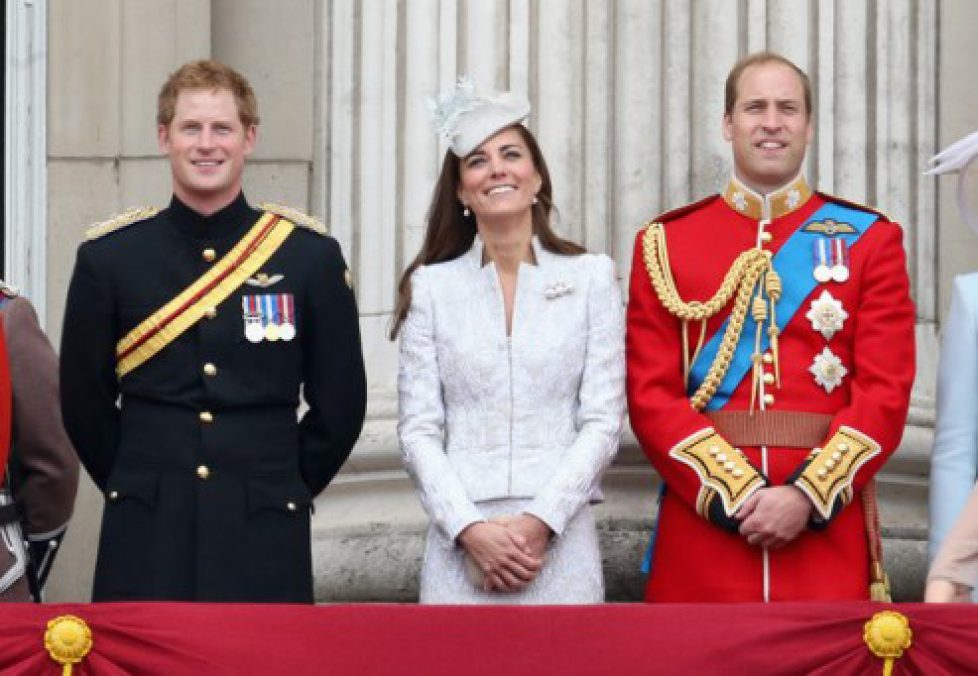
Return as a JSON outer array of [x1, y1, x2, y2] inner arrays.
[[389, 124, 585, 339]]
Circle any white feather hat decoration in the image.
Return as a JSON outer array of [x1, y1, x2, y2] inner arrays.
[[925, 131, 978, 235], [428, 77, 531, 157]]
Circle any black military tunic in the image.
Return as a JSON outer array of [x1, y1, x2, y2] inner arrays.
[[60, 193, 367, 602]]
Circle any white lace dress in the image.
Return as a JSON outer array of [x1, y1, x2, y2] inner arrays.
[[397, 237, 625, 604]]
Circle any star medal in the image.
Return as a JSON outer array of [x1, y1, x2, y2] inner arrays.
[[242, 296, 265, 343], [809, 347, 848, 393], [805, 290, 848, 340], [279, 293, 296, 341], [812, 238, 832, 283], [262, 294, 281, 342], [831, 237, 850, 283]]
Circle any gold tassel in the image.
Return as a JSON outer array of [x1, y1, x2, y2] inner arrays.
[[764, 269, 782, 387], [768, 325, 781, 387], [750, 295, 767, 414], [870, 563, 892, 603]]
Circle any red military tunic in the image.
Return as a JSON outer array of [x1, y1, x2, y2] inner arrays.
[[626, 176, 915, 601]]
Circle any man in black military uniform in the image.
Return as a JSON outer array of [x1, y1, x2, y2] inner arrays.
[[60, 59, 367, 603]]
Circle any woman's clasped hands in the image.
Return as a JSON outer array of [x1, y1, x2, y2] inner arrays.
[[457, 514, 552, 593]]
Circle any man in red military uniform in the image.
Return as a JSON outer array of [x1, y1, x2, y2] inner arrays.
[[627, 52, 915, 601]]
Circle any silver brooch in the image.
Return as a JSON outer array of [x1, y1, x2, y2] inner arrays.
[[809, 347, 848, 393], [544, 280, 573, 299], [805, 290, 848, 340]]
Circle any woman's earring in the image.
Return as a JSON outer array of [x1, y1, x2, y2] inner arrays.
[[463, 204, 471, 217], [532, 196, 539, 205]]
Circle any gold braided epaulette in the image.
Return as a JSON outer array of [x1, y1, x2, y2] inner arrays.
[[259, 202, 328, 235], [85, 207, 160, 241]]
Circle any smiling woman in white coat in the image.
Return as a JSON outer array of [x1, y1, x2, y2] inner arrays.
[[390, 80, 625, 604]]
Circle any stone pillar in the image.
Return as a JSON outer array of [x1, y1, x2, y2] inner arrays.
[[309, 0, 940, 601]]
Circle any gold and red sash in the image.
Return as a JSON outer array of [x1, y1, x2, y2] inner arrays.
[[115, 213, 295, 378]]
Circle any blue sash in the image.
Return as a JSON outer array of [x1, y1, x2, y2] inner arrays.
[[687, 202, 878, 410]]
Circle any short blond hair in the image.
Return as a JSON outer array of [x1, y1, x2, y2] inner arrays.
[[157, 59, 260, 127]]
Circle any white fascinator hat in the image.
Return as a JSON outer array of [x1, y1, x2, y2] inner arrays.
[[925, 131, 978, 235], [428, 77, 531, 157]]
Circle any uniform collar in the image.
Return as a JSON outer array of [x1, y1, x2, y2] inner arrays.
[[721, 174, 813, 220], [167, 192, 259, 240]]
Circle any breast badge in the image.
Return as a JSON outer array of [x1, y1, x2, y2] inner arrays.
[[245, 272, 285, 288], [242, 293, 296, 343], [809, 347, 848, 393], [806, 290, 848, 340]]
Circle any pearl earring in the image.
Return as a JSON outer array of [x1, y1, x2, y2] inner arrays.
[[463, 205, 470, 217], [533, 196, 539, 205]]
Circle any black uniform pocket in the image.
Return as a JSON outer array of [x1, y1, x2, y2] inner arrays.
[[244, 478, 313, 601], [246, 478, 311, 517], [94, 471, 161, 599]]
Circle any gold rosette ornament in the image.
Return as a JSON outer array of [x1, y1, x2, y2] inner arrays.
[[863, 610, 912, 676], [44, 615, 93, 675]]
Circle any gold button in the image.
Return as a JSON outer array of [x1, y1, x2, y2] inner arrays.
[[716, 453, 727, 463], [108, 491, 119, 501], [723, 461, 735, 472], [762, 373, 775, 385], [817, 469, 828, 480], [831, 451, 842, 462], [825, 459, 836, 471], [199, 411, 214, 423], [763, 393, 775, 406], [204, 307, 218, 320], [708, 445, 719, 456], [196, 465, 210, 480], [732, 469, 744, 479], [837, 443, 849, 453], [762, 353, 774, 365], [286, 502, 297, 512], [202, 248, 217, 262], [203, 363, 217, 377], [760, 231, 773, 244]]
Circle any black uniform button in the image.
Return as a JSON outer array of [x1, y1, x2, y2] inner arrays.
[[196, 465, 210, 480], [199, 411, 214, 423], [202, 248, 217, 262], [203, 363, 217, 377]]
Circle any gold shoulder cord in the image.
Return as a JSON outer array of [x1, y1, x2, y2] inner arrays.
[[642, 222, 782, 412]]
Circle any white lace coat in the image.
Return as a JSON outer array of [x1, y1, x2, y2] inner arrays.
[[398, 236, 626, 544]]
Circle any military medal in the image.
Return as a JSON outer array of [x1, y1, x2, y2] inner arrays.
[[809, 347, 848, 393], [831, 238, 850, 283], [242, 296, 265, 343], [805, 290, 848, 340], [279, 293, 296, 341], [262, 294, 281, 342], [812, 238, 832, 283]]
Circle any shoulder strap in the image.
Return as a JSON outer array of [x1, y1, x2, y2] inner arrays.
[[259, 202, 328, 235], [85, 207, 160, 241]]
